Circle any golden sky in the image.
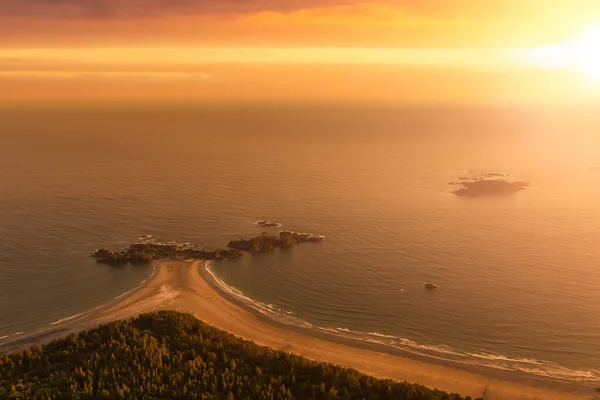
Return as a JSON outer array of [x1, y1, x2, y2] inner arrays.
[[2, 1, 600, 103]]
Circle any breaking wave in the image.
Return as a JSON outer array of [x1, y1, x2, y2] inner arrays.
[[49, 313, 85, 326], [204, 261, 600, 386], [204, 261, 312, 329]]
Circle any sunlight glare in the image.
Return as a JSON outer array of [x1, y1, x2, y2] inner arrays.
[[524, 23, 600, 82]]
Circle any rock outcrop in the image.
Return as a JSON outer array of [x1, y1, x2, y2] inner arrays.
[[453, 179, 530, 197], [92, 229, 324, 265], [449, 173, 530, 197], [255, 220, 282, 228], [227, 231, 324, 253]]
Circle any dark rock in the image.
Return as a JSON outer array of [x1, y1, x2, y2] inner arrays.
[[91, 248, 129, 265], [256, 220, 282, 228], [481, 172, 507, 178], [92, 229, 323, 265], [452, 179, 529, 197], [228, 235, 279, 252]]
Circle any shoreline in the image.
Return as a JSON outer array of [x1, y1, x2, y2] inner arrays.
[[1, 260, 596, 400], [0, 261, 162, 353], [198, 261, 596, 400]]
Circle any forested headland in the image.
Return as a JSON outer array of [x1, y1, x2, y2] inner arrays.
[[0, 311, 477, 400]]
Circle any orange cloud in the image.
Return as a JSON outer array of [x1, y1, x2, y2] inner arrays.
[[241, 3, 465, 28], [3, 1, 600, 105], [2, 1, 600, 48], [0, 0, 364, 18]]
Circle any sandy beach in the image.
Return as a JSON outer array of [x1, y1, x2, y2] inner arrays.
[[1, 260, 596, 400]]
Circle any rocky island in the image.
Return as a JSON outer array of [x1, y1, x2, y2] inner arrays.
[[255, 220, 282, 228], [453, 179, 530, 197], [228, 230, 324, 252], [450, 173, 530, 197], [91, 230, 324, 265]]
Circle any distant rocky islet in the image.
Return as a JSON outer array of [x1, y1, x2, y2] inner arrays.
[[450, 172, 530, 197]]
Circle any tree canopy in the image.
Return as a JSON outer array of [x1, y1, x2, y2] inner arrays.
[[0, 311, 475, 400]]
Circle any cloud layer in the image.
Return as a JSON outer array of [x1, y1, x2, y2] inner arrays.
[[0, 0, 367, 17], [2, 1, 600, 48], [4, 0, 599, 18]]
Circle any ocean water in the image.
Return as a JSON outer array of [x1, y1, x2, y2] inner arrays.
[[1, 103, 599, 386]]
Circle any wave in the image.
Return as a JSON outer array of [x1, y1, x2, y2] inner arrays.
[[204, 260, 600, 386], [368, 331, 398, 339], [0, 332, 24, 341], [516, 365, 600, 381], [2, 263, 161, 343], [114, 287, 137, 301], [318, 328, 600, 384], [50, 313, 84, 326], [467, 352, 542, 365], [204, 261, 312, 329]]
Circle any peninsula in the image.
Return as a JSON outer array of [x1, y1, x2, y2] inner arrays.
[[0, 260, 588, 400]]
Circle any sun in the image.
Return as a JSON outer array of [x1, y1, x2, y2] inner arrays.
[[524, 23, 600, 81], [567, 24, 600, 80]]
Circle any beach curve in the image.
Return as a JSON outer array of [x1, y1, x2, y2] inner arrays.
[[1, 260, 594, 400]]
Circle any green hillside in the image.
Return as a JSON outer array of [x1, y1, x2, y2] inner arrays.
[[0, 311, 474, 400]]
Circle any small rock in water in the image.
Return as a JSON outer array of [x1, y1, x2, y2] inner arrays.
[[256, 220, 282, 228], [424, 283, 438, 290]]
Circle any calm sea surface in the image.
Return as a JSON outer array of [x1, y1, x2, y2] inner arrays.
[[1, 103, 599, 386]]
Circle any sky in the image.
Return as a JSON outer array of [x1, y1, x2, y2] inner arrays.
[[2, 0, 600, 103]]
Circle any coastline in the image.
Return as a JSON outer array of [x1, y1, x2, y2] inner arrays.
[[1, 260, 595, 400], [0, 261, 163, 353]]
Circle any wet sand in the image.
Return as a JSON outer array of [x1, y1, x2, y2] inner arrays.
[[1, 260, 596, 400]]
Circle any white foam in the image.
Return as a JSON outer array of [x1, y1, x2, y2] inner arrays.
[[13, 332, 23, 336], [50, 313, 85, 326], [367, 331, 397, 339], [516, 365, 600, 381], [114, 287, 137, 300], [317, 327, 339, 334], [468, 352, 542, 365], [205, 261, 311, 329], [203, 261, 600, 385], [310, 325, 600, 383], [0, 335, 8, 340]]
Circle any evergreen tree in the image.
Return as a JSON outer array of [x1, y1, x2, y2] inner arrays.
[[0, 312, 476, 400]]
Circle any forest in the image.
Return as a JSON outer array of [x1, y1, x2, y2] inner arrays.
[[0, 311, 477, 400]]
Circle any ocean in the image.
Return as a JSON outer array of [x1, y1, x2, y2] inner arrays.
[[1, 103, 599, 387]]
